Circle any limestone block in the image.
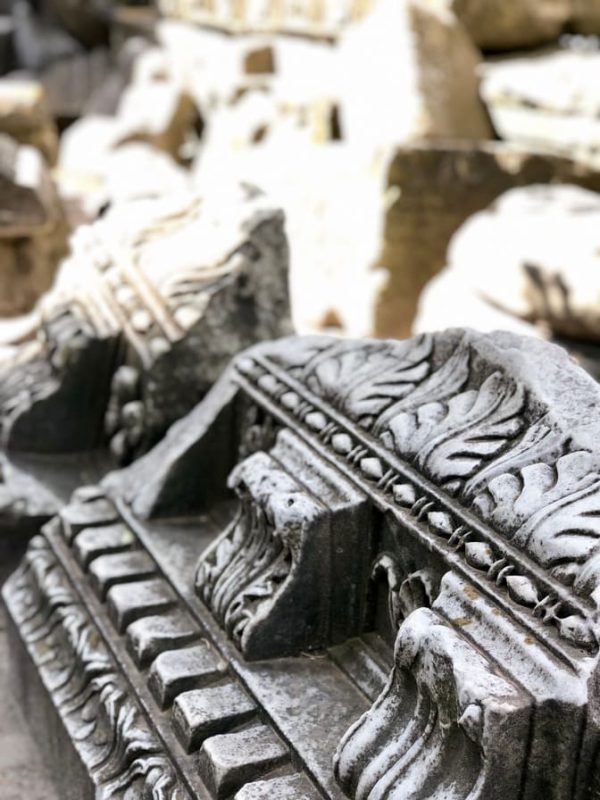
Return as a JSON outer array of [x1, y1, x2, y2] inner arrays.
[[481, 48, 600, 168], [417, 184, 600, 343], [0, 79, 58, 164], [450, 0, 570, 50], [337, 0, 492, 148], [0, 135, 68, 317], [114, 79, 198, 159]]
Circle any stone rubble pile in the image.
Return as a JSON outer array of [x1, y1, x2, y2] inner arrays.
[[0, 0, 599, 347]]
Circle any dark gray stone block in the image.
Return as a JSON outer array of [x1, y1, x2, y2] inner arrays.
[[173, 683, 257, 752], [0, 184, 291, 547], [5, 329, 600, 800], [148, 643, 227, 710], [199, 725, 288, 799]]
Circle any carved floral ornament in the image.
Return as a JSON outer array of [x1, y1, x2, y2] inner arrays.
[[7, 329, 600, 800], [236, 331, 600, 612], [216, 330, 600, 797]]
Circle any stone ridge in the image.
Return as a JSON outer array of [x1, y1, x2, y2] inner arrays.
[[2, 489, 320, 800]]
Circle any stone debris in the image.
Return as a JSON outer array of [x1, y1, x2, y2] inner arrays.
[[572, 0, 600, 34], [10, 0, 82, 73], [0, 134, 68, 317], [418, 184, 600, 342], [337, 0, 492, 148], [113, 78, 198, 157], [42, 0, 111, 48], [2, 2, 600, 797], [38, 46, 113, 123], [370, 143, 600, 338], [159, 0, 375, 37], [481, 47, 600, 169], [0, 182, 290, 460], [0, 0, 600, 348], [0, 79, 58, 164], [450, 0, 570, 51]]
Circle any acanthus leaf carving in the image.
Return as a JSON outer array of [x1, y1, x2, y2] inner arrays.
[[381, 370, 526, 487]]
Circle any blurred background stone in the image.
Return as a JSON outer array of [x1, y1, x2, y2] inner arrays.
[[451, 0, 570, 50], [1, 0, 600, 355], [481, 46, 600, 169], [0, 79, 58, 163], [0, 133, 68, 316]]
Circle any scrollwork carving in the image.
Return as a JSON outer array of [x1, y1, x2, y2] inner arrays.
[[4, 536, 189, 800], [334, 607, 529, 800], [370, 554, 435, 631], [196, 429, 372, 659]]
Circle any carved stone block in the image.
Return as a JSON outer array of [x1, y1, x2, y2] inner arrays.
[[0, 183, 290, 540], [5, 329, 600, 799]]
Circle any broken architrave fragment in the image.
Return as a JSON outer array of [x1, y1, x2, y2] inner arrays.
[[0, 182, 290, 533], [5, 329, 600, 799]]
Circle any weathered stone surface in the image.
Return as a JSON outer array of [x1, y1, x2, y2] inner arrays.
[[416, 183, 600, 344], [451, 0, 570, 50], [113, 78, 198, 159], [7, 329, 600, 799], [52, 36, 198, 223], [39, 47, 113, 123], [372, 142, 600, 338], [337, 0, 492, 147], [481, 48, 600, 169], [214, 140, 600, 340], [0, 79, 59, 164], [84, 37, 151, 117], [0, 15, 15, 75], [0, 183, 289, 470], [10, 0, 82, 73], [57, 126, 191, 225], [0, 598, 59, 800], [0, 134, 68, 317]]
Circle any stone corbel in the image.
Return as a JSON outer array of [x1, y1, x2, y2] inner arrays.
[[196, 428, 372, 659]]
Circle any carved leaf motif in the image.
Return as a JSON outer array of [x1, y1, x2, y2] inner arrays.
[[463, 416, 566, 498], [382, 372, 525, 485], [473, 451, 600, 597], [372, 341, 470, 432], [301, 336, 433, 426]]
